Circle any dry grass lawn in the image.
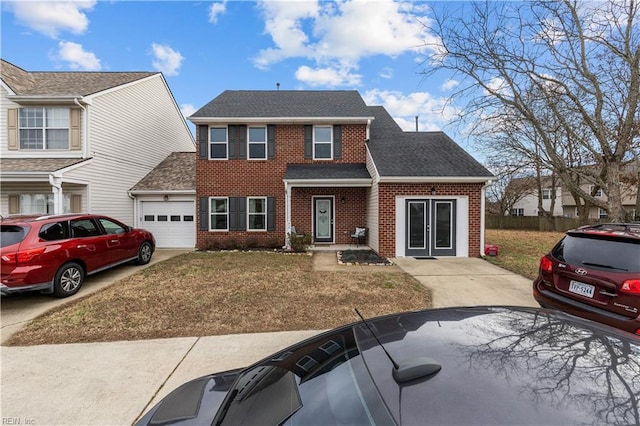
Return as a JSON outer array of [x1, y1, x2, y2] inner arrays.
[[6, 251, 430, 346], [484, 229, 565, 279]]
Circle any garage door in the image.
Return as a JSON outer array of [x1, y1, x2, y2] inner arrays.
[[141, 201, 195, 248]]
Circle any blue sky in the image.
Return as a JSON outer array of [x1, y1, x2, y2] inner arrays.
[[1, 1, 476, 154]]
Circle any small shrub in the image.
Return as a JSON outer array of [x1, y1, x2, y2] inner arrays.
[[289, 232, 313, 252]]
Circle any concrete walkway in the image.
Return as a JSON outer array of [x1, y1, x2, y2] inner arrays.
[[1, 251, 536, 425]]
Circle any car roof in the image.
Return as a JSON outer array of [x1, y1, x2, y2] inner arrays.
[[355, 306, 640, 425], [1, 213, 93, 224], [568, 222, 640, 241]]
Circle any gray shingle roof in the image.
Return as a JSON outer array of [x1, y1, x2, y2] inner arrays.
[[1, 59, 157, 97], [367, 106, 494, 178], [130, 152, 195, 191], [191, 90, 373, 118], [0, 158, 90, 173], [284, 163, 371, 180]]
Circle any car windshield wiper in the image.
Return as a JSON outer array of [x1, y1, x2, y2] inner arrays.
[[582, 261, 628, 271]]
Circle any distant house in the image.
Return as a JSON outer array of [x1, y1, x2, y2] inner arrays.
[[507, 171, 638, 219], [189, 90, 494, 258], [0, 59, 195, 244], [505, 176, 563, 217]]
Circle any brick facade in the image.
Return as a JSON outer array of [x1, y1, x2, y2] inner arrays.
[[196, 123, 368, 249], [377, 182, 485, 258]]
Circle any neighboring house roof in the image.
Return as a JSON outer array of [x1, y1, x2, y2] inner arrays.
[[191, 90, 373, 119], [1, 59, 157, 97], [0, 158, 90, 173], [130, 152, 195, 192], [367, 106, 494, 179], [284, 163, 371, 180]]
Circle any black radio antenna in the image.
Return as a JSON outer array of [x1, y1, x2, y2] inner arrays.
[[355, 308, 399, 369], [354, 308, 442, 383]]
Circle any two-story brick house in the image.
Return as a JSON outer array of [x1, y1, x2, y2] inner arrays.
[[190, 90, 494, 258], [0, 59, 195, 244]]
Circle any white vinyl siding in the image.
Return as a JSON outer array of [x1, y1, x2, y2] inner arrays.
[[63, 75, 195, 225], [365, 151, 379, 253]]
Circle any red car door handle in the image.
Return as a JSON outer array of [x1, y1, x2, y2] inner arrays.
[[77, 244, 87, 249]]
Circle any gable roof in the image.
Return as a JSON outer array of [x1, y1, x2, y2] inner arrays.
[[367, 106, 494, 181], [1, 59, 157, 97], [190, 90, 373, 121], [130, 152, 195, 192]]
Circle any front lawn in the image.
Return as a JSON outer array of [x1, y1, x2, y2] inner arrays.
[[6, 251, 430, 346], [484, 229, 565, 279]]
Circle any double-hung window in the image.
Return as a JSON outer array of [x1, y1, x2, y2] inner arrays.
[[210, 198, 228, 230], [19, 107, 69, 150], [590, 185, 603, 197], [248, 197, 267, 231], [313, 126, 332, 159], [248, 127, 267, 160], [541, 189, 552, 200], [510, 208, 524, 217], [209, 127, 228, 159]]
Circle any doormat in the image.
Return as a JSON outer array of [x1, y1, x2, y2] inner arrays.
[[414, 257, 437, 260]]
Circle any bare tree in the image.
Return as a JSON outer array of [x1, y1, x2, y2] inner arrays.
[[422, 0, 640, 222]]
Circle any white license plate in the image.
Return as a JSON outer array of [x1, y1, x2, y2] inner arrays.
[[569, 280, 595, 298]]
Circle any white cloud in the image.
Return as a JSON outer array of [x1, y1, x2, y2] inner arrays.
[[441, 79, 459, 91], [295, 64, 361, 87], [180, 103, 197, 118], [364, 89, 459, 132], [379, 67, 393, 79], [254, 0, 441, 87], [6, 1, 96, 38], [54, 41, 101, 70], [208, 1, 227, 24], [151, 43, 184, 76]]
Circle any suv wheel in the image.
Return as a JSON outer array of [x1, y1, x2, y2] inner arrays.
[[136, 241, 153, 265], [53, 262, 84, 297]]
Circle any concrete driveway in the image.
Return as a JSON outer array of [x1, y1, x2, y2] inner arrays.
[[1, 252, 537, 425], [1, 249, 191, 344], [392, 256, 538, 308]]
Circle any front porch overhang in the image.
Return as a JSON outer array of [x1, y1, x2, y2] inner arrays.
[[1, 158, 92, 214], [282, 163, 372, 247]]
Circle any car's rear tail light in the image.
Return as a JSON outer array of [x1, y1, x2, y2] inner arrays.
[[1, 247, 46, 265], [539, 256, 553, 273], [620, 279, 640, 295]]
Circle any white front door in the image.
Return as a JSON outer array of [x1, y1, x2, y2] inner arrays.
[[314, 197, 333, 243]]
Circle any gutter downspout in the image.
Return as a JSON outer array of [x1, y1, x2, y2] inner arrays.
[[284, 181, 291, 249], [128, 191, 138, 228], [480, 180, 492, 256], [73, 98, 88, 159]]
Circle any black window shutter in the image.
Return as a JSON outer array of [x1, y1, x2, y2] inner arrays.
[[198, 126, 208, 160], [237, 197, 247, 231], [228, 125, 237, 159], [229, 197, 238, 230], [267, 125, 276, 159], [199, 197, 209, 230], [267, 197, 276, 231], [238, 125, 247, 159], [333, 125, 342, 159], [304, 125, 312, 159]]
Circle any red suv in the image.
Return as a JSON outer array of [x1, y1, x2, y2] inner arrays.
[[533, 223, 640, 334], [1, 213, 155, 297]]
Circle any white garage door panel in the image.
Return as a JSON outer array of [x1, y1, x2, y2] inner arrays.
[[141, 201, 195, 248]]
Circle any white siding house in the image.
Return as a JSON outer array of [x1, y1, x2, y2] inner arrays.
[[0, 59, 195, 237]]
